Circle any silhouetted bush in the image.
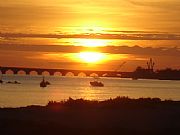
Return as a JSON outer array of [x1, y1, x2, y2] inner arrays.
[[45, 96, 180, 110], [1, 97, 180, 135]]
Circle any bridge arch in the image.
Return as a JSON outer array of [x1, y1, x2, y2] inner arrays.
[[17, 70, 26, 75], [42, 71, 50, 76], [5, 69, 14, 75], [54, 72, 62, 76], [29, 71, 38, 76], [90, 73, 99, 77], [102, 73, 108, 77], [78, 72, 87, 77], [65, 72, 74, 77]]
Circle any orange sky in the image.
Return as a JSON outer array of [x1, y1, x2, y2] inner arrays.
[[0, 0, 180, 71], [1, 0, 180, 33]]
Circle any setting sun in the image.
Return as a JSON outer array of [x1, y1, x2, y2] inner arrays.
[[78, 52, 106, 63]]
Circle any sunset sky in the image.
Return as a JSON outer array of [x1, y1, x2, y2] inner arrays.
[[0, 0, 180, 71]]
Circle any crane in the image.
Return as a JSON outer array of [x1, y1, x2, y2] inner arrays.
[[115, 62, 126, 72], [103, 62, 126, 77]]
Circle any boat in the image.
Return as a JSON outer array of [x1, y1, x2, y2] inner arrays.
[[90, 81, 104, 87], [0, 80, 3, 84], [40, 76, 47, 88], [132, 77, 138, 80], [90, 76, 104, 87], [6, 81, 21, 84]]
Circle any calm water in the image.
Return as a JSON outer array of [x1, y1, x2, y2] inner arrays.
[[0, 75, 180, 107]]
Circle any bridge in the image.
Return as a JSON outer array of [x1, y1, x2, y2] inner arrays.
[[0, 66, 132, 77]]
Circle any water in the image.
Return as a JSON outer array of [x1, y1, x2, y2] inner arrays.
[[0, 75, 180, 107]]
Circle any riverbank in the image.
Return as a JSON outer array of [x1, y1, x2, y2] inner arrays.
[[0, 97, 180, 135]]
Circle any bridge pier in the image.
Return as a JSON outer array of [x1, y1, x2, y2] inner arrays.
[[1, 69, 6, 74]]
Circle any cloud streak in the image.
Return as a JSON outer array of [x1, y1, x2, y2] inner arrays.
[[127, 0, 180, 10], [0, 44, 180, 57], [1, 32, 180, 40]]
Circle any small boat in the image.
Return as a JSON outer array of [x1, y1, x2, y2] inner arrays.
[[40, 76, 47, 88], [90, 76, 104, 87], [90, 81, 104, 87], [6, 81, 21, 84], [132, 77, 138, 80]]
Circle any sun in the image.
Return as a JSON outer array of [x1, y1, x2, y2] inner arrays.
[[78, 52, 106, 63]]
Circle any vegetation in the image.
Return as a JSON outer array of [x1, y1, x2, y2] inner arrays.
[[0, 97, 180, 135]]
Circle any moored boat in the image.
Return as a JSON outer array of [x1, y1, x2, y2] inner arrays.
[[90, 76, 104, 87], [6, 81, 21, 84], [90, 81, 104, 87], [40, 76, 47, 88]]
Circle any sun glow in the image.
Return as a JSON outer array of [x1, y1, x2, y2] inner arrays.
[[75, 39, 107, 47], [78, 52, 106, 63]]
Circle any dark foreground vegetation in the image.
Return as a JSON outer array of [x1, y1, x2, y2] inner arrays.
[[0, 97, 180, 135]]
